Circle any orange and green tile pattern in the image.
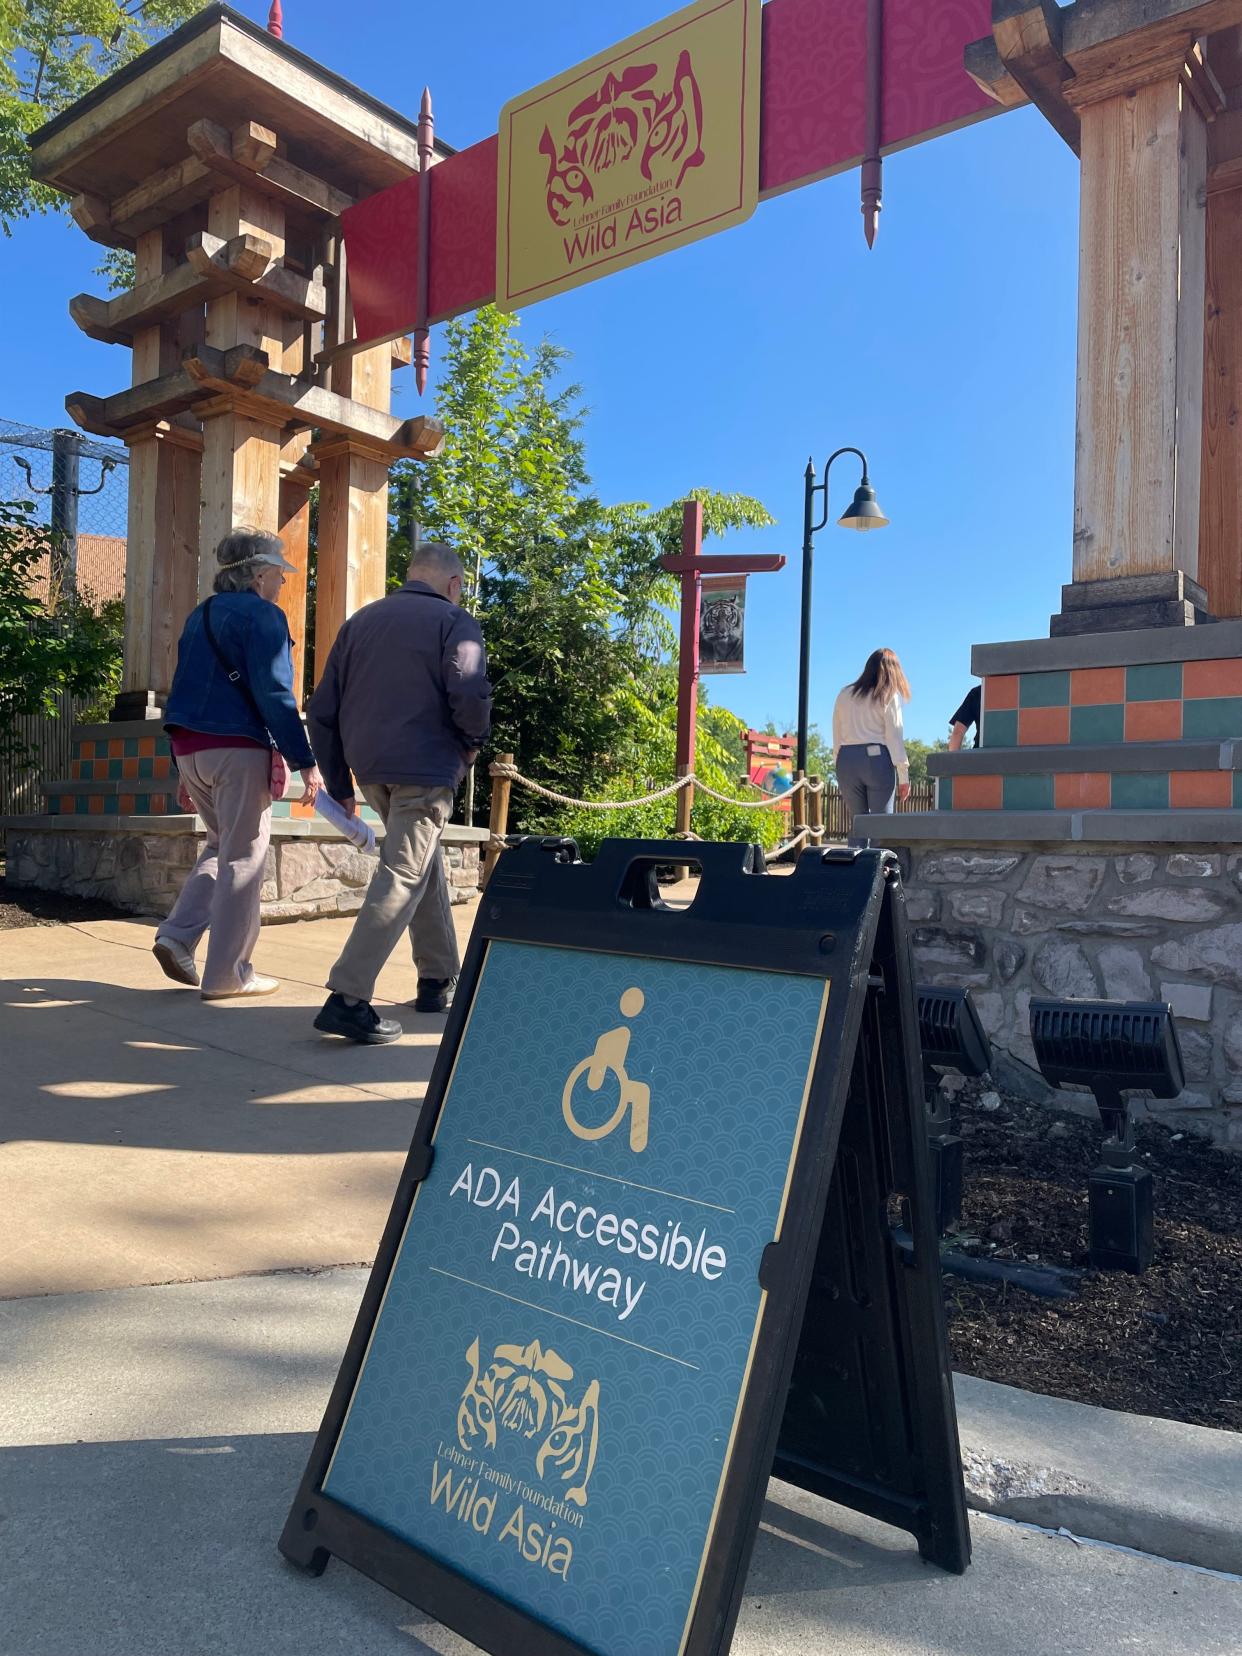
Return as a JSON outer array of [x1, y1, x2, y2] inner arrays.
[[939, 771, 1242, 812], [49, 729, 177, 817], [982, 660, 1242, 748]]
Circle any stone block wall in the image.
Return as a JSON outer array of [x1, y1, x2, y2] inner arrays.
[[4, 822, 482, 921], [899, 842, 1242, 1147]]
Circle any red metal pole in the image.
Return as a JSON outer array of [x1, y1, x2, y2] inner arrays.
[[861, 0, 883, 247], [676, 499, 703, 777], [414, 86, 434, 396]]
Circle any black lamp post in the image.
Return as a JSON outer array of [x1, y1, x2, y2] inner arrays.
[[797, 447, 889, 774]]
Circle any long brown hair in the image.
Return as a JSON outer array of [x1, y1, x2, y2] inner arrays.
[[849, 648, 911, 704]]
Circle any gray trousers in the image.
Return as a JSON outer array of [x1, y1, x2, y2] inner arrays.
[[327, 783, 459, 1003], [157, 747, 272, 995], [837, 743, 896, 847]]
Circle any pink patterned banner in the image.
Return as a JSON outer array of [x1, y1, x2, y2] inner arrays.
[[345, 0, 1000, 343]]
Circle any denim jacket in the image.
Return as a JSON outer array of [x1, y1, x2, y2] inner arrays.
[[164, 591, 315, 771]]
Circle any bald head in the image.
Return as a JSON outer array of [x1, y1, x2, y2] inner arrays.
[[408, 541, 464, 599]]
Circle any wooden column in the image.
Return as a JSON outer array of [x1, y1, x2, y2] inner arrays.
[[276, 315, 313, 702], [1070, 66, 1208, 585], [1200, 51, 1242, 620], [197, 181, 287, 594], [118, 226, 203, 712], [312, 332, 393, 682]]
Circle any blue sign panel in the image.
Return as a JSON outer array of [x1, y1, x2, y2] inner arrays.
[[322, 939, 829, 1656]]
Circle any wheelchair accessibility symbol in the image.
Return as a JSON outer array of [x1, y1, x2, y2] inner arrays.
[[561, 987, 651, 1153]]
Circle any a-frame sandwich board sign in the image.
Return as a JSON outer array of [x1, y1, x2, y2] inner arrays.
[[280, 838, 970, 1656]]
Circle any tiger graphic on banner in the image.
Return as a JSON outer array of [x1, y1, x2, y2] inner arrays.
[[497, 0, 761, 309], [538, 50, 705, 227]]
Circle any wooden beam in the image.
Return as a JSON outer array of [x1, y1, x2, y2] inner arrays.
[[963, 37, 1030, 107], [187, 118, 354, 219], [992, 1, 1081, 153], [69, 345, 442, 456], [69, 192, 128, 249], [110, 153, 214, 240], [232, 120, 277, 172], [1063, 0, 1242, 68], [186, 229, 273, 282], [966, 0, 1242, 115], [68, 234, 326, 347], [316, 325, 408, 371], [188, 231, 328, 320], [183, 343, 444, 454]]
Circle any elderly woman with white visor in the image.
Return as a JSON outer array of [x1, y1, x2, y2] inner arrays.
[[152, 527, 323, 999]]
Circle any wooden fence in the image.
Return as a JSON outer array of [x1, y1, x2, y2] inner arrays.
[[820, 781, 936, 841], [0, 693, 82, 827]]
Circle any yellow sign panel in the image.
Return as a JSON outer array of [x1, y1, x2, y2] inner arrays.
[[496, 0, 761, 311]]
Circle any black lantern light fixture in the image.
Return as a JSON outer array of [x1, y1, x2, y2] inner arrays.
[[1029, 998, 1185, 1274], [798, 448, 889, 774]]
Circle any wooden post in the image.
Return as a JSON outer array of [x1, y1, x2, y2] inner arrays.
[[1070, 66, 1208, 588], [116, 225, 202, 714], [313, 286, 394, 682], [483, 752, 515, 886], [1200, 66, 1242, 620], [673, 501, 703, 784], [276, 313, 313, 698], [791, 770, 807, 850], [197, 180, 287, 594]]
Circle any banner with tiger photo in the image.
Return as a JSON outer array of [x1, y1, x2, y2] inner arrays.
[[699, 574, 746, 674]]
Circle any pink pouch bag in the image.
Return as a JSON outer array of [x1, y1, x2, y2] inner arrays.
[[269, 750, 292, 801]]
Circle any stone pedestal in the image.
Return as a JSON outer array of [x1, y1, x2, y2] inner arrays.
[[4, 814, 486, 921], [869, 825, 1242, 1148]]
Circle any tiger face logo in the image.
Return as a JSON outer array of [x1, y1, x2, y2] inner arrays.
[[538, 49, 706, 228], [457, 1335, 601, 1508]]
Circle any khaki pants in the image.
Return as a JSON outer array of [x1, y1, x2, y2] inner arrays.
[[327, 783, 459, 1003], [156, 747, 272, 995]]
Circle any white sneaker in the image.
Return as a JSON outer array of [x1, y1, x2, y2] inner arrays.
[[153, 938, 199, 987], [201, 974, 280, 1002]]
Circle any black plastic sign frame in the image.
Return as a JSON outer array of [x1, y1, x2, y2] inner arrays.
[[281, 839, 969, 1656]]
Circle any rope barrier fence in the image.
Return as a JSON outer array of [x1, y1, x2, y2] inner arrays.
[[482, 755, 833, 879]]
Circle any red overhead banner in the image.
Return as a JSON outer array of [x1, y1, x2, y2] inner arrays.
[[342, 0, 995, 344]]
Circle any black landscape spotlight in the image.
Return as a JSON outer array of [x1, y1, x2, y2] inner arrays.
[[917, 986, 993, 1235], [1029, 999, 1185, 1274]]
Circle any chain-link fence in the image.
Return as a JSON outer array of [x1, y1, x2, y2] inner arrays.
[[1, 419, 128, 827], [0, 418, 129, 606]]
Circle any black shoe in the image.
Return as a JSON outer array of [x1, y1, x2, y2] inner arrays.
[[313, 993, 402, 1044], [413, 976, 457, 1013]]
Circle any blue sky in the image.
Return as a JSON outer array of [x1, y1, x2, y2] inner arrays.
[[3, 1, 1080, 744]]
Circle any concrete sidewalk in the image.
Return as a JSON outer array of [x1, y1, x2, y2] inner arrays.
[[3, 895, 1240, 1651], [3, 1268, 1240, 1656], [0, 905, 479, 1297]]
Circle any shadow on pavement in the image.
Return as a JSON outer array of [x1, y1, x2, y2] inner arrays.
[[0, 980, 441, 1154]]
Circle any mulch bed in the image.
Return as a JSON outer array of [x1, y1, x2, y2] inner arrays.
[[945, 1080, 1241, 1433], [0, 869, 126, 931]]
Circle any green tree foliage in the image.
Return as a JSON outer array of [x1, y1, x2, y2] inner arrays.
[[904, 737, 947, 785], [1, 1, 208, 235], [390, 306, 779, 850], [0, 498, 123, 774]]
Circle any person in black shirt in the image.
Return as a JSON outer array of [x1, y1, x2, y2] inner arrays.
[[949, 685, 981, 750]]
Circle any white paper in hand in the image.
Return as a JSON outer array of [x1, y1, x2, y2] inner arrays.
[[314, 792, 379, 855]]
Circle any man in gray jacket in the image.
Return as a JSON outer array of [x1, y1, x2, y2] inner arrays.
[[308, 542, 492, 1044]]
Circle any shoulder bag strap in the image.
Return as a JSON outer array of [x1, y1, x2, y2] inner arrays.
[[201, 597, 264, 725]]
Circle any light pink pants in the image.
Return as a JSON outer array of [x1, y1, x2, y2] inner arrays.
[[156, 747, 272, 995]]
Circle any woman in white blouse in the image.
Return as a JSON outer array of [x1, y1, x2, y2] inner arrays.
[[831, 648, 912, 844]]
